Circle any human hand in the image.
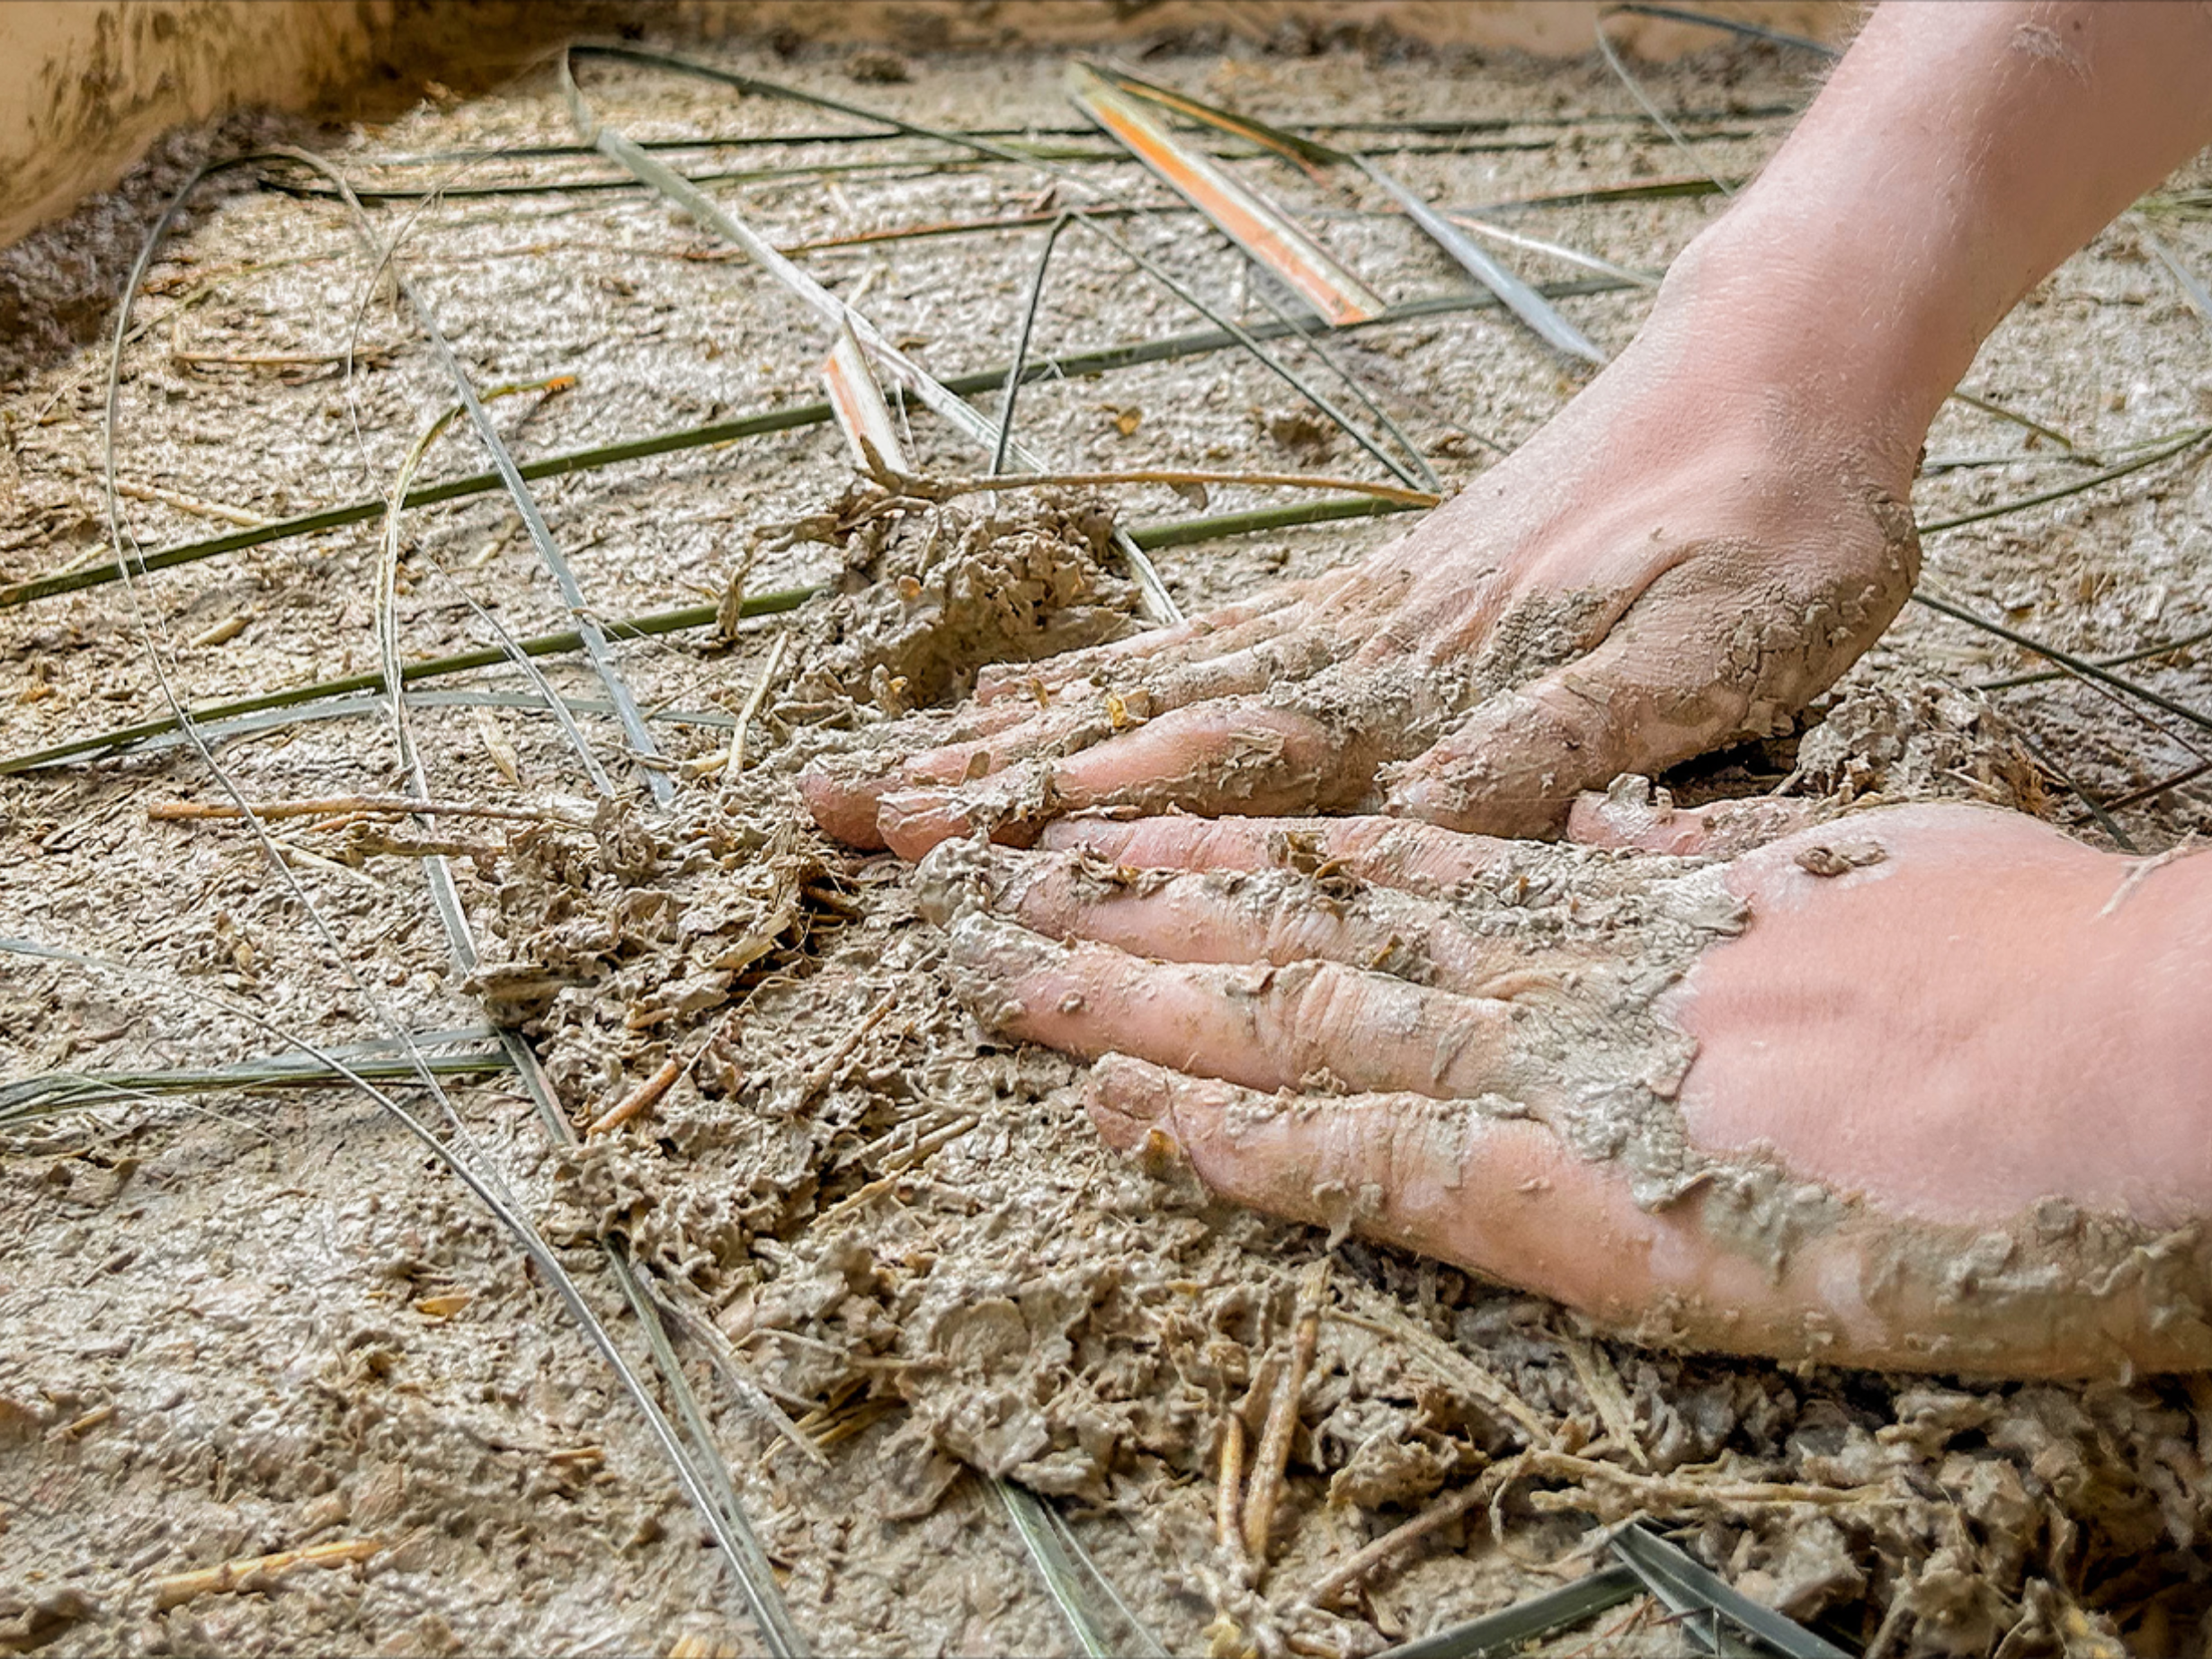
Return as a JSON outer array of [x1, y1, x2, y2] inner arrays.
[[914, 798, 2212, 1378], [803, 321, 1920, 855]]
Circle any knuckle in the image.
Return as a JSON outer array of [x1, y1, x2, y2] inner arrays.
[[1260, 959, 1371, 1081]]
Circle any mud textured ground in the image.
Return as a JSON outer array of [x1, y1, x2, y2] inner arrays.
[[4, 22, 2212, 1659]]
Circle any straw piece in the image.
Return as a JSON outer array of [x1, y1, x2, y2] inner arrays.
[[153, 1539, 384, 1610], [1065, 64, 1384, 327], [821, 320, 911, 473], [1243, 1256, 1329, 1563], [586, 1054, 687, 1139]]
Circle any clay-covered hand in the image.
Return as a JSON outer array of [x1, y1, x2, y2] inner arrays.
[[803, 335, 1919, 856], [915, 796, 2212, 1379]]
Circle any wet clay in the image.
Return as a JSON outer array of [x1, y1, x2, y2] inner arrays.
[[6, 28, 2212, 1659], [772, 486, 1139, 716]]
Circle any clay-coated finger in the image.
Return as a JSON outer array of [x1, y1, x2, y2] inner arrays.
[[943, 911, 1523, 1099], [804, 696, 1142, 848], [971, 590, 1305, 705], [806, 634, 1343, 852], [877, 699, 1389, 859], [1039, 813, 1520, 898], [922, 841, 1583, 997], [1081, 1054, 1969, 1368], [1084, 1053, 1699, 1328]]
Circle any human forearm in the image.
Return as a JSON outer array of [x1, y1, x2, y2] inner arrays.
[[1657, 1, 2212, 475]]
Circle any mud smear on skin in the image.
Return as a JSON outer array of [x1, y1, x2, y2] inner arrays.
[[921, 789, 2212, 1381], [4, 31, 2212, 1659]]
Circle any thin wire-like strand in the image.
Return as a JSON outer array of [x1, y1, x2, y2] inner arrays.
[[993, 213, 1075, 477]]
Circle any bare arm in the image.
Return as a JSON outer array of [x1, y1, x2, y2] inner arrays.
[[1684, 0, 2212, 476]]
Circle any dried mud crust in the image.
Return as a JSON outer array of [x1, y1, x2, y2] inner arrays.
[[2, 27, 2211, 1659], [767, 484, 1139, 717]]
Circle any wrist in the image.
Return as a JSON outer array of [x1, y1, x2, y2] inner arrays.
[[1635, 214, 1947, 495]]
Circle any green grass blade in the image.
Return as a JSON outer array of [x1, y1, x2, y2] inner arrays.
[[1371, 1565, 1643, 1659], [1077, 65, 1603, 369], [1609, 1522, 1849, 1659], [1357, 156, 1606, 364], [2007, 727, 2136, 852], [1979, 617, 2212, 691], [0, 588, 814, 774], [1916, 424, 2210, 535], [1910, 588, 2212, 739], [995, 1480, 1164, 1659], [1, 1029, 511, 1126], [564, 46, 1455, 511], [1064, 63, 1385, 326]]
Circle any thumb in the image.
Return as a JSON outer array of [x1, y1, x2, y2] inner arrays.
[[1385, 555, 1902, 836]]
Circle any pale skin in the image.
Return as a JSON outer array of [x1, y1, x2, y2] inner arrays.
[[806, 3, 2212, 1378]]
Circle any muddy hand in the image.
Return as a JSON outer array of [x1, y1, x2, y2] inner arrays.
[[804, 0, 2212, 860], [917, 801, 2212, 1378], [802, 331, 1918, 854]]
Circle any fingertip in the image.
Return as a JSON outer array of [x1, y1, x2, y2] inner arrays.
[[879, 788, 1047, 859], [1082, 1052, 1182, 1154], [800, 763, 890, 850], [877, 789, 972, 859]]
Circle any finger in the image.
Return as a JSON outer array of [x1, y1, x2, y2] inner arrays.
[[920, 841, 1583, 997], [878, 698, 1388, 858], [1385, 559, 1895, 837], [805, 634, 1345, 852], [802, 762, 897, 849], [943, 910, 1523, 1098], [803, 695, 1134, 848], [957, 629, 1348, 765], [1039, 813, 1516, 900], [1565, 780, 1823, 857], [971, 589, 1306, 705], [980, 555, 1399, 705], [1084, 1055, 1920, 1364], [1084, 1054, 1706, 1329]]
